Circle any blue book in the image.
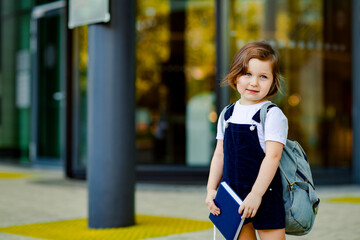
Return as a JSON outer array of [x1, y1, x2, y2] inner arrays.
[[209, 181, 245, 240]]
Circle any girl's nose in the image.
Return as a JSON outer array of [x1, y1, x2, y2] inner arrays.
[[249, 77, 259, 86]]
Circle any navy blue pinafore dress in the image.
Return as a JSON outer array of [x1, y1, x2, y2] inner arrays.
[[222, 104, 285, 230]]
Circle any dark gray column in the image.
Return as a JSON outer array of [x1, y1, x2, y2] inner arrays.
[[353, 0, 360, 183], [215, 0, 230, 113], [87, 0, 136, 228], [264, 0, 277, 39]]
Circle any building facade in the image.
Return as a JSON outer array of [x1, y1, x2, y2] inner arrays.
[[0, 0, 358, 184]]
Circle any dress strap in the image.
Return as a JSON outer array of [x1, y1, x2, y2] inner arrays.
[[224, 102, 277, 123]]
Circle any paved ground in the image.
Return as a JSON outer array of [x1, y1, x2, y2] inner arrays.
[[0, 163, 360, 239]]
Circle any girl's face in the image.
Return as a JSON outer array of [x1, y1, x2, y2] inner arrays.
[[236, 58, 274, 105]]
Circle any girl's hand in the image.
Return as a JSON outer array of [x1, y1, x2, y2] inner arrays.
[[206, 189, 221, 216], [238, 191, 262, 219]]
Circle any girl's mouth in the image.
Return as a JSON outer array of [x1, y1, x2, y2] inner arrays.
[[246, 89, 259, 94]]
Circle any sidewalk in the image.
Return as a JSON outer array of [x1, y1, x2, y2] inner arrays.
[[0, 163, 360, 240]]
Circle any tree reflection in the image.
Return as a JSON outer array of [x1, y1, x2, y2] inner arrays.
[[136, 0, 170, 107]]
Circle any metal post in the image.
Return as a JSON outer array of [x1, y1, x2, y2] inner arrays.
[[352, 0, 360, 183], [215, 0, 230, 114], [29, 15, 39, 163], [264, 0, 277, 40], [87, 0, 136, 228]]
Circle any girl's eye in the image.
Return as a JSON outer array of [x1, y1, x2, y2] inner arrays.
[[246, 73, 251, 76], [260, 75, 268, 79]]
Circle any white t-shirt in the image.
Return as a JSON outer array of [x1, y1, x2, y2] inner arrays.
[[216, 100, 288, 152]]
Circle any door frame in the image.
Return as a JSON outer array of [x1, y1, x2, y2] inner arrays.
[[29, 1, 67, 165]]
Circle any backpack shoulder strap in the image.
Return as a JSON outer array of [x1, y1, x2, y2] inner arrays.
[[259, 102, 277, 130], [217, 103, 236, 133], [224, 102, 236, 121], [259, 102, 290, 178]]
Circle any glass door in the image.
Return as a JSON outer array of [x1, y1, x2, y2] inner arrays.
[[30, 2, 66, 165]]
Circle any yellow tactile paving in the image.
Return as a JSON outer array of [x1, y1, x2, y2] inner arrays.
[[328, 196, 360, 204], [0, 215, 212, 240], [0, 172, 31, 179]]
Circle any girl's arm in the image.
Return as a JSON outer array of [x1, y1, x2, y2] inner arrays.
[[205, 139, 224, 216], [238, 140, 284, 219]]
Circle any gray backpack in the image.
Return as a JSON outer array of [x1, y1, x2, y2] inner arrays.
[[260, 102, 320, 235]]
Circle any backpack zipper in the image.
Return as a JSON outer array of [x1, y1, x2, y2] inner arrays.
[[296, 169, 315, 189]]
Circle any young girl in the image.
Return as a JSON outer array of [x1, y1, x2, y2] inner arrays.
[[205, 41, 287, 240]]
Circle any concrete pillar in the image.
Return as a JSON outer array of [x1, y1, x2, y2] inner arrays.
[[87, 0, 136, 228], [352, 0, 360, 183]]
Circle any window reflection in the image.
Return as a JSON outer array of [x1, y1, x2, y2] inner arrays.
[[73, 0, 352, 170], [230, 0, 352, 168], [136, 0, 216, 166], [72, 25, 88, 170]]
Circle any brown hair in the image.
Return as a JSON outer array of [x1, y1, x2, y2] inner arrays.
[[224, 41, 281, 98]]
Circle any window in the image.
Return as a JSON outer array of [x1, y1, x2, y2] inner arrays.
[[136, 0, 216, 166], [230, 0, 352, 168]]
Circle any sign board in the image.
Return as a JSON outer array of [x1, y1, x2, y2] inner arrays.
[[68, 0, 110, 29]]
